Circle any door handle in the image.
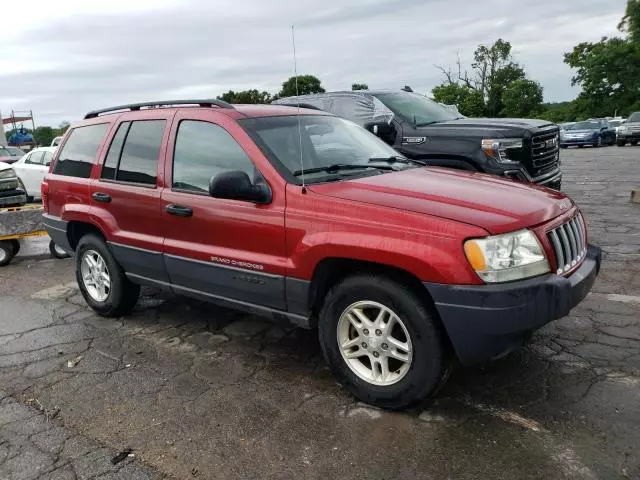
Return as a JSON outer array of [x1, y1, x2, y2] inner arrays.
[[166, 204, 193, 217], [92, 192, 112, 203]]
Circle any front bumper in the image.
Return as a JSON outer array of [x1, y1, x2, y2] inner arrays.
[[424, 245, 601, 365], [560, 137, 597, 146], [0, 184, 27, 207], [618, 133, 640, 142]]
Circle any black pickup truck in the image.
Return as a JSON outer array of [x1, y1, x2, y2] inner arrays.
[[274, 90, 562, 189]]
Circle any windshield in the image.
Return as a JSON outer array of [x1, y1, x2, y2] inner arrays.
[[240, 115, 414, 184], [374, 92, 458, 125], [628, 112, 640, 122], [2, 146, 24, 156], [567, 121, 600, 130], [609, 120, 624, 128]]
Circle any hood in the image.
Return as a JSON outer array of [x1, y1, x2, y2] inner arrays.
[[309, 168, 572, 235], [416, 117, 556, 138], [0, 157, 16, 165], [0, 161, 13, 171]]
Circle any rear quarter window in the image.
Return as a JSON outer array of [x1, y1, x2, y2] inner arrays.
[[53, 123, 109, 178]]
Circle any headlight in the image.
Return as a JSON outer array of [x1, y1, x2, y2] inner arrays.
[[464, 229, 550, 283], [619, 126, 628, 133], [481, 138, 523, 163], [0, 169, 16, 179]]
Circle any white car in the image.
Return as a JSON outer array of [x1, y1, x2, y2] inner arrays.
[[51, 136, 63, 147], [13, 147, 56, 200]]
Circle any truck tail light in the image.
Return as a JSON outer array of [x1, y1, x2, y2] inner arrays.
[[41, 181, 49, 212]]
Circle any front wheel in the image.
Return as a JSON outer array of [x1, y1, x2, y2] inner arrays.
[[593, 136, 602, 148], [617, 140, 626, 147], [318, 274, 446, 410], [75, 234, 140, 317]]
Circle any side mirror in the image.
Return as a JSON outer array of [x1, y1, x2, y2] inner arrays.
[[601, 126, 607, 131], [209, 170, 271, 204], [364, 121, 396, 145]]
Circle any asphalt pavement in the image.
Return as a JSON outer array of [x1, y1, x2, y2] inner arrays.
[[0, 145, 639, 479]]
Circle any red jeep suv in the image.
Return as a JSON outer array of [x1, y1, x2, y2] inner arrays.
[[42, 99, 601, 409]]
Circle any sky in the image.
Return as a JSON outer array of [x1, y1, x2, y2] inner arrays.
[[0, 0, 629, 127]]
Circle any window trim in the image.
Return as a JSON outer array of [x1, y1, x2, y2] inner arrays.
[[170, 119, 261, 196], [98, 119, 164, 189]]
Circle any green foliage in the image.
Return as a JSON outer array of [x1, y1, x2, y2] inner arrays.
[[432, 39, 538, 118], [33, 126, 55, 147], [564, 0, 640, 118], [278, 75, 325, 98], [432, 84, 484, 117], [501, 79, 544, 118], [217, 89, 272, 104], [352, 83, 369, 91]]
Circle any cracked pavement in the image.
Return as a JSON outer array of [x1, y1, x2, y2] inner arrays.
[[0, 147, 639, 479]]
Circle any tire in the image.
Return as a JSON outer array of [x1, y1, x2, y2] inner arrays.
[[617, 140, 626, 147], [75, 234, 140, 316], [49, 240, 70, 259], [632, 141, 638, 146], [9, 239, 20, 256], [318, 274, 446, 410], [0, 241, 15, 267], [593, 136, 602, 148], [578, 145, 584, 148], [560, 145, 568, 149]]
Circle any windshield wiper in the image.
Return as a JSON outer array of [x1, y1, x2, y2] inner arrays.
[[368, 156, 426, 166], [292, 163, 394, 177]]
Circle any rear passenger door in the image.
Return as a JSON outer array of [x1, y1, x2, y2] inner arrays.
[[90, 112, 173, 282]]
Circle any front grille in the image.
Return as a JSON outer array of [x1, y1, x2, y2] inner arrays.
[[548, 214, 587, 274], [627, 124, 640, 132], [528, 129, 560, 177]]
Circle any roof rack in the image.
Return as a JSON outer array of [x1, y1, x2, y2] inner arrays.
[[84, 99, 234, 119]]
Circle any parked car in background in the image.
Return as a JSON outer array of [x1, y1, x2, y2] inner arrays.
[[560, 120, 615, 148], [608, 118, 626, 135], [43, 99, 600, 409], [274, 90, 562, 190], [12, 147, 56, 201], [0, 145, 26, 164], [559, 122, 575, 132], [0, 162, 27, 207], [616, 112, 640, 146], [51, 136, 63, 147]]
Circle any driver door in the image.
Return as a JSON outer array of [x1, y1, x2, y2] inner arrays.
[[160, 110, 288, 310]]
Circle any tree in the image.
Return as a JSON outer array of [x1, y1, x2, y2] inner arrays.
[[58, 121, 70, 134], [217, 89, 272, 104], [432, 84, 484, 117], [277, 75, 325, 98], [501, 79, 544, 118], [433, 39, 532, 117], [33, 126, 55, 147], [352, 83, 369, 91], [565, 0, 640, 118]]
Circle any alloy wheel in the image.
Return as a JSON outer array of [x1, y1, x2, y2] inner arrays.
[[337, 300, 413, 386], [80, 249, 111, 302]]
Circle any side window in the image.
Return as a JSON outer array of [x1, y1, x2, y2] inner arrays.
[[24, 152, 36, 164], [53, 124, 109, 178], [101, 122, 130, 180], [116, 120, 165, 185], [42, 151, 54, 166], [173, 120, 256, 193]]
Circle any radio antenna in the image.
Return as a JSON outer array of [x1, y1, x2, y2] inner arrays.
[[291, 24, 306, 191]]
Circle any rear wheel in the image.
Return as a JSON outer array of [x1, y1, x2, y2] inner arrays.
[[0, 241, 15, 267], [75, 234, 140, 316], [617, 140, 626, 147], [49, 240, 70, 259], [318, 274, 446, 410], [593, 136, 602, 148]]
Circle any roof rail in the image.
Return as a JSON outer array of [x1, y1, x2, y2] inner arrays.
[[84, 99, 234, 119]]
